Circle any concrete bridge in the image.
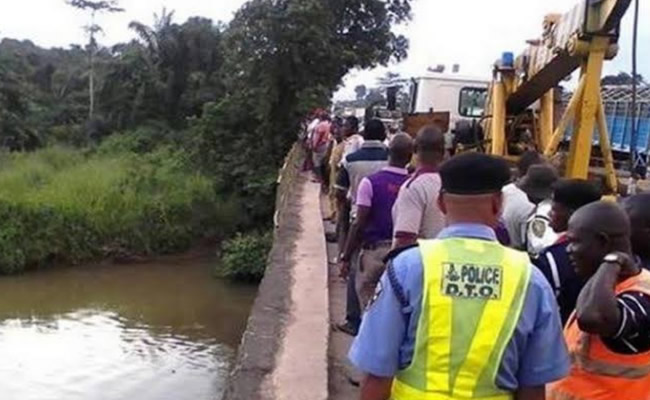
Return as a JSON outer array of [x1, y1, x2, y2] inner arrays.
[[224, 146, 358, 400]]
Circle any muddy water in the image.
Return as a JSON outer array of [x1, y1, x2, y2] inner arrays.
[[0, 255, 257, 400]]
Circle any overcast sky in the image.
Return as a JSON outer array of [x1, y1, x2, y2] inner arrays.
[[1, 0, 648, 100]]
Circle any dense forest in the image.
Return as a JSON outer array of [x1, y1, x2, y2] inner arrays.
[[0, 0, 412, 275]]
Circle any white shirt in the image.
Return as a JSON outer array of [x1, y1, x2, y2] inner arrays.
[[526, 199, 559, 258], [392, 172, 445, 243], [306, 118, 320, 142], [501, 183, 535, 249], [340, 134, 364, 165]]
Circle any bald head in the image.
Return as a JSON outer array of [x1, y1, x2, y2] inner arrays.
[[567, 201, 632, 278], [415, 125, 445, 165], [624, 193, 650, 260], [389, 133, 414, 168], [570, 201, 630, 237]]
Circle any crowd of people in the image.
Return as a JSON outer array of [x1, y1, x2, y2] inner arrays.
[[301, 110, 650, 400]]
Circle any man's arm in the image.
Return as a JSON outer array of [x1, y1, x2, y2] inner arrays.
[[334, 165, 351, 239], [575, 262, 621, 337], [340, 177, 372, 276], [335, 163, 351, 195], [341, 205, 370, 278], [392, 186, 423, 250], [360, 375, 393, 400], [393, 232, 419, 251]]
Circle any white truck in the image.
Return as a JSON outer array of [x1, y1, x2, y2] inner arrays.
[[408, 73, 490, 134]]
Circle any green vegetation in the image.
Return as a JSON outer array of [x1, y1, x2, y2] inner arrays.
[[0, 0, 413, 277], [0, 145, 241, 273], [220, 231, 273, 282]]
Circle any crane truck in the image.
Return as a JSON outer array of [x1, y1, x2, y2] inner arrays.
[[408, 0, 638, 192]]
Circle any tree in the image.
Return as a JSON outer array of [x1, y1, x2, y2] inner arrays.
[[601, 72, 646, 86], [128, 10, 225, 126], [190, 0, 413, 224], [377, 71, 410, 111], [365, 87, 386, 105], [355, 84, 367, 100], [66, 0, 124, 119], [377, 71, 407, 87], [0, 63, 40, 150]]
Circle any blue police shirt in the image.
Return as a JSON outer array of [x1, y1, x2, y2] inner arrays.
[[348, 223, 570, 390]]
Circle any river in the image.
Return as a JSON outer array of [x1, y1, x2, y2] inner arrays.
[[0, 254, 257, 400]]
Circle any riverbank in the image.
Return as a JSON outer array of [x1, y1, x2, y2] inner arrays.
[[0, 145, 242, 274]]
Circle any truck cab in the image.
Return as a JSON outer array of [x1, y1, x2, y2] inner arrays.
[[409, 73, 490, 134]]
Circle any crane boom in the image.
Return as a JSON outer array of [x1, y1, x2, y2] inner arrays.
[[507, 0, 632, 114], [486, 0, 633, 192]]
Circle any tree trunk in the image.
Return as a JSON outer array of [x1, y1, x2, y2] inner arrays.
[[89, 48, 95, 119], [88, 11, 96, 121]]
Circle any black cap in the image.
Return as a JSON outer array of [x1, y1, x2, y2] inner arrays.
[[519, 164, 559, 200], [553, 179, 602, 210], [440, 153, 511, 195]]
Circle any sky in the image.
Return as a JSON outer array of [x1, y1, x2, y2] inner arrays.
[[1, 0, 648, 100]]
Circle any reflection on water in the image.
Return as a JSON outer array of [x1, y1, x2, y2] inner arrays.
[[0, 255, 257, 400]]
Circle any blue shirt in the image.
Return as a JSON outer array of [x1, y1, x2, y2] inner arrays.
[[349, 223, 570, 390]]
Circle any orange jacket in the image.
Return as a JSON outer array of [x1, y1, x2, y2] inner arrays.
[[548, 269, 650, 400]]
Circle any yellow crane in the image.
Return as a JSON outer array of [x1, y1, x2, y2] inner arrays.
[[486, 0, 632, 192]]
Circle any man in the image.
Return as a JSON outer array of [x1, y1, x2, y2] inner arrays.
[[339, 133, 413, 309], [333, 116, 364, 247], [325, 119, 345, 222], [549, 201, 650, 400], [624, 193, 650, 270], [310, 113, 331, 183], [519, 164, 560, 257], [383, 122, 399, 147], [391, 125, 446, 250], [336, 119, 389, 218], [341, 116, 364, 162], [533, 179, 602, 325], [335, 119, 389, 336], [350, 153, 569, 400], [502, 151, 544, 249], [302, 111, 321, 172]]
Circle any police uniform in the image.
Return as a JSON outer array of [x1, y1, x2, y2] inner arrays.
[[348, 153, 570, 399]]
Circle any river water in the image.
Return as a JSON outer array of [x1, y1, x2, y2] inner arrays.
[[0, 255, 257, 400]]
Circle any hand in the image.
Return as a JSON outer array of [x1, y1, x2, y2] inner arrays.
[[339, 259, 350, 280]]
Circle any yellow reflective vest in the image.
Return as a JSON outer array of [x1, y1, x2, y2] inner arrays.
[[391, 238, 532, 400]]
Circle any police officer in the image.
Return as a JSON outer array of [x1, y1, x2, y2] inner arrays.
[[348, 153, 570, 400]]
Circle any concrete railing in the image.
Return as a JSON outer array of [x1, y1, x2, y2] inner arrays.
[[224, 144, 329, 400], [274, 144, 305, 229]]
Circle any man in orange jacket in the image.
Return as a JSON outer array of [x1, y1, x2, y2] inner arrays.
[[548, 201, 650, 400]]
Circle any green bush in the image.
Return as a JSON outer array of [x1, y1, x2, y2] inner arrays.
[[0, 146, 241, 273], [220, 230, 273, 282], [97, 123, 178, 155]]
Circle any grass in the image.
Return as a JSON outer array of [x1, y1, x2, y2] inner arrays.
[[0, 145, 242, 274]]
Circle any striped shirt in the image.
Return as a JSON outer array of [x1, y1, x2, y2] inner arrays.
[[335, 141, 388, 215], [602, 290, 650, 354]]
